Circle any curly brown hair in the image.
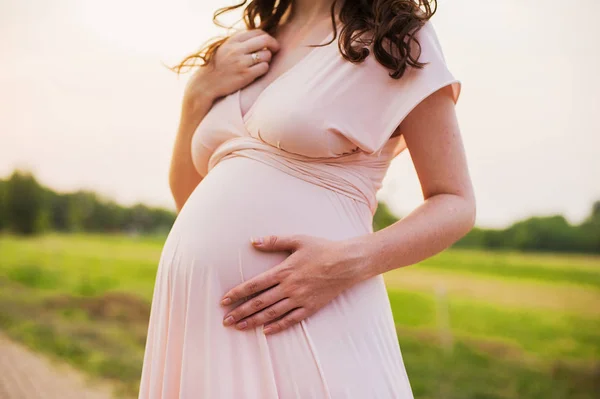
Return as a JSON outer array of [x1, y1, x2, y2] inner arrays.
[[171, 0, 437, 80]]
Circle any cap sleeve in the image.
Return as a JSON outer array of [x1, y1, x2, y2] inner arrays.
[[332, 21, 461, 157]]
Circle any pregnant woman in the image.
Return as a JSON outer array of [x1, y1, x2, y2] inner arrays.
[[139, 0, 475, 397]]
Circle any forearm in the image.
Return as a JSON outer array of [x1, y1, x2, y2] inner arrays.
[[169, 94, 214, 212], [346, 193, 476, 282]]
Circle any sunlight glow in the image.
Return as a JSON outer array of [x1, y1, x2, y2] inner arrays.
[[74, 0, 226, 61]]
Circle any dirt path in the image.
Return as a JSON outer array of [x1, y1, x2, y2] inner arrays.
[[0, 333, 115, 399]]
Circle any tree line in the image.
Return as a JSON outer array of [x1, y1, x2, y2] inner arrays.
[[374, 200, 600, 254], [1, 170, 599, 254], [0, 170, 175, 235], [454, 208, 600, 254]]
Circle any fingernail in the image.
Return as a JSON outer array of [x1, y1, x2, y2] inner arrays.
[[263, 327, 273, 335], [221, 297, 232, 306], [236, 321, 248, 330], [223, 316, 234, 326], [251, 237, 263, 245]]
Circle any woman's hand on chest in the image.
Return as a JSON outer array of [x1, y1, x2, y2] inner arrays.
[[184, 29, 280, 107]]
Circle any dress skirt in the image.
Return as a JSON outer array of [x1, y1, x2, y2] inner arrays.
[[138, 156, 414, 398]]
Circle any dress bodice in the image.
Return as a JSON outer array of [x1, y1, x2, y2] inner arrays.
[[190, 21, 460, 214]]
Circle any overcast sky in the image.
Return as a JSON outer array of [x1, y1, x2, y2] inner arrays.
[[1, 0, 598, 228]]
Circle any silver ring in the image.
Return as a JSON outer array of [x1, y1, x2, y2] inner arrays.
[[251, 51, 260, 65]]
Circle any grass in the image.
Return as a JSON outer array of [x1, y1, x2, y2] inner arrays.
[[386, 290, 600, 361], [384, 268, 600, 316], [417, 249, 600, 288], [0, 233, 599, 398]]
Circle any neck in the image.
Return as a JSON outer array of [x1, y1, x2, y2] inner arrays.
[[288, 0, 339, 25]]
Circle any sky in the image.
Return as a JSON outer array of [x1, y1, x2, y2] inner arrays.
[[1, 0, 599, 228]]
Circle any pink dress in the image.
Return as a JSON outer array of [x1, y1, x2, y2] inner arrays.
[[138, 21, 460, 399]]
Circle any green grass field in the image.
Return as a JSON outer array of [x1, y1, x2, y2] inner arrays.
[[0, 233, 599, 398]]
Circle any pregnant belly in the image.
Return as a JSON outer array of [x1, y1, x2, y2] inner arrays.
[[162, 157, 373, 287], [143, 156, 409, 399]]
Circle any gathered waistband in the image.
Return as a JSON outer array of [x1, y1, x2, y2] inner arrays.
[[207, 137, 379, 215]]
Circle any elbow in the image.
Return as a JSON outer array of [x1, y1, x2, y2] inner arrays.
[[168, 169, 202, 213], [445, 190, 476, 239], [462, 192, 477, 235], [170, 194, 185, 215], [172, 199, 184, 215], [168, 174, 184, 214], [467, 202, 477, 232]]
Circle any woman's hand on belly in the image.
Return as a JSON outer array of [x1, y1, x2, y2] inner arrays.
[[220, 234, 365, 335]]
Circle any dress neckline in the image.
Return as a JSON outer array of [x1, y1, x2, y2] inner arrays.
[[239, 22, 340, 122]]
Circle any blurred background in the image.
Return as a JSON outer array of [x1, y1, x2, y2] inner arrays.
[[0, 0, 599, 398]]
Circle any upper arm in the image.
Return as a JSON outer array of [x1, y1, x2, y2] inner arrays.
[[398, 84, 474, 202]]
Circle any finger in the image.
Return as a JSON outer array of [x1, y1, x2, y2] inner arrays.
[[263, 307, 310, 335], [235, 298, 296, 331], [229, 28, 267, 43], [243, 49, 272, 68], [223, 285, 285, 328], [250, 234, 303, 252], [244, 61, 270, 81], [240, 34, 280, 54], [221, 267, 279, 306]]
